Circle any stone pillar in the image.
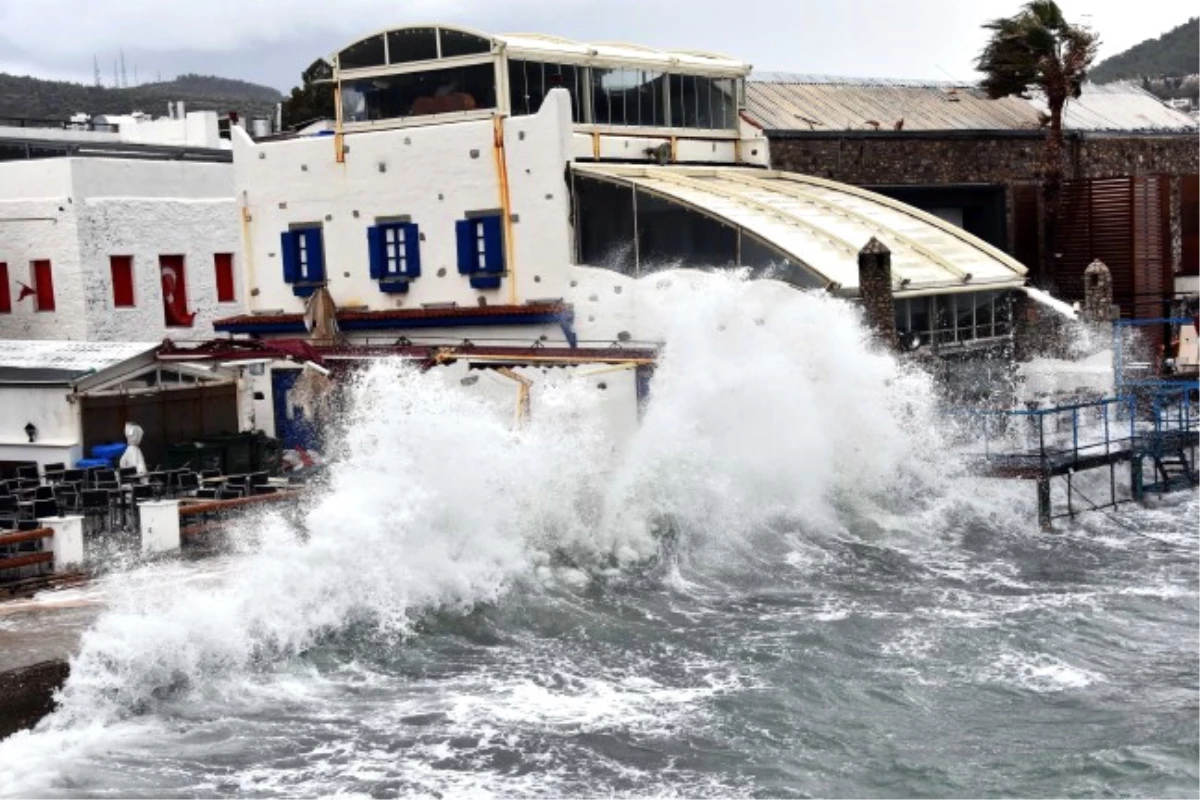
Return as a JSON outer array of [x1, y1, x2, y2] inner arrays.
[[1082, 259, 1116, 324], [39, 516, 84, 573], [858, 237, 897, 350], [139, 500, 181, 555]]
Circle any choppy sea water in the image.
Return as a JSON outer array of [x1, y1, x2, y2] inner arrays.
[[0, 275, 1196, 798]]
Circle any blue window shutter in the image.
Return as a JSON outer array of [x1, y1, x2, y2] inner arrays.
[[455, 219, 475, 275], [481, 215, 504, 273], [470, 275, 502, 290], [403, 223, 422, 278], [280, 231, 299, 283], [304, 228, 325, 282], [367, 225, 385, 280]]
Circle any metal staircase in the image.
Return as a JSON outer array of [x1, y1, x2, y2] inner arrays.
[[1153, 450, 1198, 490]]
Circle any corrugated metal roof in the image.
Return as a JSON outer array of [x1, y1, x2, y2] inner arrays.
[[1029, 81, 1199, 132], [746, 75, 1197, 133], [0, 340, 157, 381], [573, 164, 1028, 296], [746, 75, 1040, 132]]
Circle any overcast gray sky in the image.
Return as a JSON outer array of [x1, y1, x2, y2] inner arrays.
[[0, 0, 1193, 92]]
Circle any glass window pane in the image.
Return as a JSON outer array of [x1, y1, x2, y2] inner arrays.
[[957, 294, 976, 341], [910, 297, 931, 344], [386, 28, 438, 64], [576, 176, 636, 274], [935, 295, 955, 345], [740, 234, 824, 288], [636, 189, 737, 271], [713, 78, 736, 129], [994, 291, 1012, 335], [894, 298, 910, 333], [511, 61, 584, 123], [344, 63, 497, 122], [975, 291, 994, 337], [593, 68, 664, 127], [339, 36, 386, 70], [439, 28, 491, 58]]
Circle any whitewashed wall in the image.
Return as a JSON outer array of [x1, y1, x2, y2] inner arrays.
[[94, 111, 226, 149], [73, 159, 241, 341], [232, 90, 575, 317], [0, 160, 86, 340], [0, 385, 83, 469], [0, 158, 242, 342]]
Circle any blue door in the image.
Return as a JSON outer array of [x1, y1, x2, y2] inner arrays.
[[271, 369, 322, 452]]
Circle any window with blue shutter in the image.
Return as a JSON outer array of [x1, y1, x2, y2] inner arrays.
[[280, 226, 326, 298], [455, 214, 505, 290], [367, 221, 421, 293]]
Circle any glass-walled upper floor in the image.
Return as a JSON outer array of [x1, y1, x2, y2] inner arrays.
[[334, 25, 747, 131]]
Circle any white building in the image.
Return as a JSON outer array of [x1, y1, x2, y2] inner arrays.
[[0, 107, 229, 156], [0, 340, 242, 472], [0, 154, 242, 342], [212, 24, 1033, 447]]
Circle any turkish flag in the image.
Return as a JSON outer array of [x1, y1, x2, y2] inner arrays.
[[160, 258, 195, 327]]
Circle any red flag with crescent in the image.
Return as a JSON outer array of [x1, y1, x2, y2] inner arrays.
[[159, 257, 195, 327]]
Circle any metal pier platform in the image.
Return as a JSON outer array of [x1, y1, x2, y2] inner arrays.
[[962, 390, 1198, 529]]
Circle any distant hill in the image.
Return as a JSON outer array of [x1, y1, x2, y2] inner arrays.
[[0, 72, 282, 121], [1090, 18, 1199, 83]]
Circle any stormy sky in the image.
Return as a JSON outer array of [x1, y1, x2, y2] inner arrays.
[[0, 0, 1192, 93]]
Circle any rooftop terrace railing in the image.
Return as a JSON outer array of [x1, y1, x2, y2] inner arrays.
[[0, 116, 120, 133]]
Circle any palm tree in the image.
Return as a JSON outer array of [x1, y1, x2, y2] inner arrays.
[[977, 1, 1099, 274]]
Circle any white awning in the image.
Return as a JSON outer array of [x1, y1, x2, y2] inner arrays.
[[572, 164, 1029, 296], [0, 340, 156, 375]]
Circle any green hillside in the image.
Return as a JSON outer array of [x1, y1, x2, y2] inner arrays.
[[0, 72, 282, 121], [1090, 18, 1199, 83]]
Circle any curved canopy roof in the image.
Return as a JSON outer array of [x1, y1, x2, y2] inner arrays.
[[573, 164, 1028, 296], [333, 24, 749, 76]]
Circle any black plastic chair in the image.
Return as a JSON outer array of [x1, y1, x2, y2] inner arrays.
[[55, 486, 79, 513], [62, 468, 85, 485], [34, 486, 55, 501], [81, 489, 112, 532], [16, 464, 39, 481], [217, 485, 244, 500], [32, 499, 59, 521], [16, 520, 40, 531], [0, 496, 17, 516], [177, 473, 201, 497]]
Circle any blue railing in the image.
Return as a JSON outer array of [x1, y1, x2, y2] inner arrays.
[[957, 396, 1136, 465]]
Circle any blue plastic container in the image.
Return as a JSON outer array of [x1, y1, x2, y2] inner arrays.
[[76, 457, 111, 469], [91, 442, 127, 461]]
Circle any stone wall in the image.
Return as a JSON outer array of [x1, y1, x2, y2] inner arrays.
[[768, 133, 1199, 186], [768, 132, 1199, 280]]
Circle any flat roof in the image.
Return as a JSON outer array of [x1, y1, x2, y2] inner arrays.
[[573, 164, 1028, 296], [746, 76, 1197, 134], [0, 340, 157, 383]]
